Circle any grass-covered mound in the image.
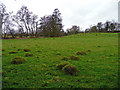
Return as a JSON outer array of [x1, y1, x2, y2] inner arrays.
[[25, 53, 33, 57], [61, 57, 69, 61], [76, 51, 87, 55], [70, 56, 79, 60], [24, 49, 31, 52], [11, 56, 25, 64], [62, 64, 78, 76], [57, 62, 70, 69], [9, 51, 18, 54]]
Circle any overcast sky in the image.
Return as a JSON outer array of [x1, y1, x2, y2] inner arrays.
[[0, 0, 119, 31]]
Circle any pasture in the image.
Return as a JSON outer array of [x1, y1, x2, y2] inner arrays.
[[2, 33, 118, 88]]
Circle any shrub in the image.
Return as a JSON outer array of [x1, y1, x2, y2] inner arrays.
[[24, 49, 31, 52], [2, 49, 5, 51], [61, 57, 68, 61], [25, 53, 33, 57], [76, 51, 87, 55], [62, 64, 78, 75], [11, 56, 25, 64], [70, 56, 79, 60], [9, 51, 18, 54], [57, 62, 70, 69]]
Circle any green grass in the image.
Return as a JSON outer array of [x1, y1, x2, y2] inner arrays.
[[2, 33, 118, 88]]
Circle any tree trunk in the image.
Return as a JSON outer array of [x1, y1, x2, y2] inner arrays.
[[23, 20, 29, 38], [10, 32, 15, 38]]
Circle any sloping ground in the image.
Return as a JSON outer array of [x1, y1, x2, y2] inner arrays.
[[2, 33, 118, 88]]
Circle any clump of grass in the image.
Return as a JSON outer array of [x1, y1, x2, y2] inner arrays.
[[37, 50, 41, 52], [2, 49, 5, 51], [36, 56, 39, 58], [17, 49, 21, 51], [42, 81, 49, 87], [97, 46, 101, 47], [76, 51, 87, 55], [35, 44, 38, 46], [56, 52, 61, 55], [53, 50, 57, 52], [24, 49, 31, 52], [87, 50, 91, 52], [61, 57, 68, 61], [11, 56, 25, 64], [2, 70, 6, 76], [57, 62, 70, 69], [2, 53, 5, 56], [4, 77, 9, 81], [9, 51, 18, 54], [53, 76, 63, 82], [25, 53, 33, 57], [62, 64, 78, 76], [70, 56, 79, 60], [2, 71, 4, 75]]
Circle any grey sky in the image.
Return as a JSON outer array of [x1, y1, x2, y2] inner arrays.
[[0, 0, 119, 31]]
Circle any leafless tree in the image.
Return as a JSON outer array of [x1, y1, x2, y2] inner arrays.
[[0, 3, 9, 38]]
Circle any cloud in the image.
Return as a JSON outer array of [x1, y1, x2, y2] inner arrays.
[[0, 0, 119, 31]]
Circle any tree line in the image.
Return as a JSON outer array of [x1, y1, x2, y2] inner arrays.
[[85, 21, 119, 33], [0, 3, 119, 39], [0, 3, 64, 39]]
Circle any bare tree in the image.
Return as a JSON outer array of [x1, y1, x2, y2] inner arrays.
[[12, 14, 24, 38], [15, 6, 33, 37], [0, 11, 2, 39], [4, 12, 16, 38], [28, 14, 38, 37], [0, 3, 9, 39]]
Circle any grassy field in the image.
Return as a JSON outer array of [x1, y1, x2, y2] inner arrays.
[[2, 33, 118, 88]]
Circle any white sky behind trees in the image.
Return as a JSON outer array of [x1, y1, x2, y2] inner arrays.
[[0, 0, 119, 31]]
